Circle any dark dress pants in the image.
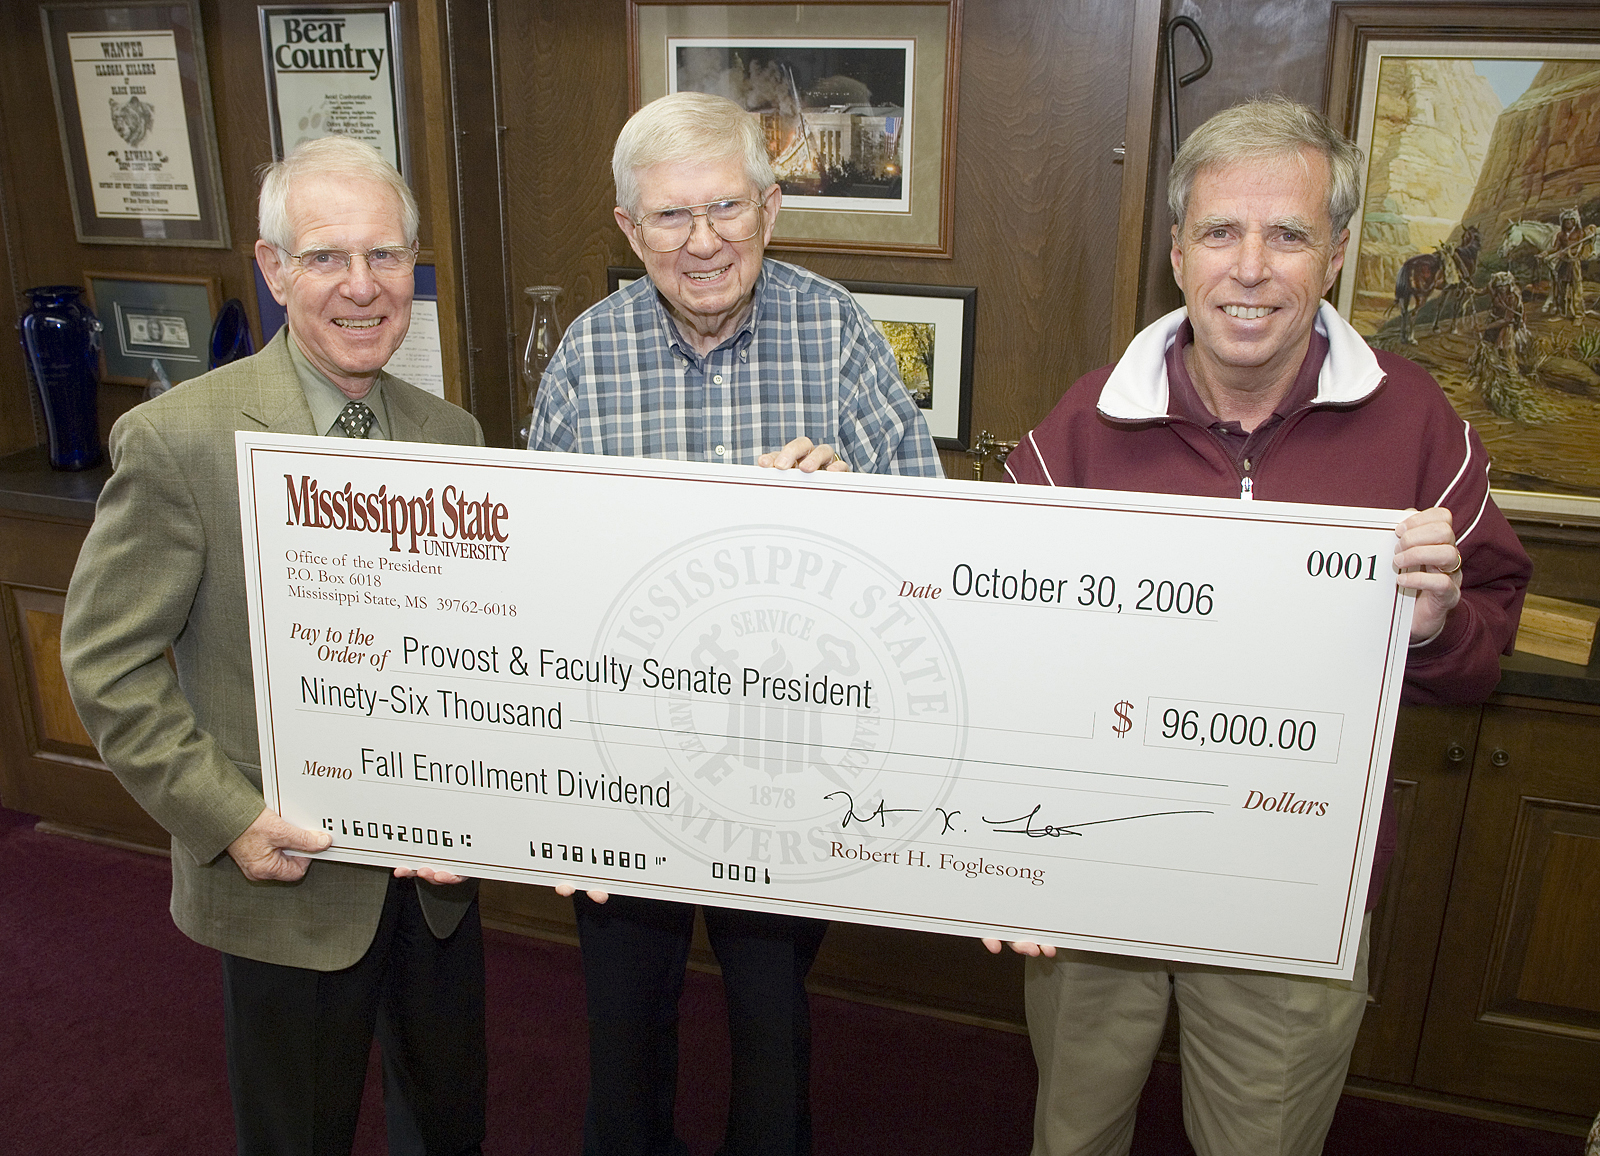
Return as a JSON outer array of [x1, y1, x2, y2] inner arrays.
[[575, 893, 829, 1156], [220, 877, 487, 1156]]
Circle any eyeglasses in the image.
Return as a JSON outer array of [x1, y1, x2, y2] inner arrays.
[[281, 245, 419, 278], [631, 197, 767, 253]]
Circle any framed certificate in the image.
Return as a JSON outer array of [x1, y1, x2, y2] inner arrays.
[[259, 3, 410, 178], [40, 1, 230, 247]]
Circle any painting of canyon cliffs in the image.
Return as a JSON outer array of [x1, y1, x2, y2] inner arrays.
[[1343, 54, 1600, 500]]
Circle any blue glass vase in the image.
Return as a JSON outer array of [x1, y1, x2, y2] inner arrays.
[[18, 285, 103, 470]]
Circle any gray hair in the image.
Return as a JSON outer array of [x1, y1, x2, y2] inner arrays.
[[613, 92, 776, 217], [1168, 96, 1365, 235], [258, 135, 418, 251]]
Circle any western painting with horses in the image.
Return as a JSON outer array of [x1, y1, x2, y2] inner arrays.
[[1341, 54, 1600, 500]]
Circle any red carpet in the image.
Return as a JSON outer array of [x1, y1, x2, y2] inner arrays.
[[0, 805, 1575, 1154]]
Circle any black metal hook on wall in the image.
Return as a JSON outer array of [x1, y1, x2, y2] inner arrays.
[[1166, 15, 1213, 159]]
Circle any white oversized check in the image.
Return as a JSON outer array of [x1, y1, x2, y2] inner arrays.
[[237, 432, 1415, 980]]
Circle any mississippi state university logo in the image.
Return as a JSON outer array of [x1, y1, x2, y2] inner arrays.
[[592, 525, 967, 882]]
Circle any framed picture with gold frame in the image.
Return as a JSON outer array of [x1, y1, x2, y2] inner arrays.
[[627, 0, 962, 259], [1327, 3, 1600, 524]]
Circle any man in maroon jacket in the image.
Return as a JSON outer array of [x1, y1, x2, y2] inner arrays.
[[997, 97, 1530, 1156]]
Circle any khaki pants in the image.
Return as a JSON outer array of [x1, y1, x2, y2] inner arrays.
[[1025, 915, 1371, 1156]]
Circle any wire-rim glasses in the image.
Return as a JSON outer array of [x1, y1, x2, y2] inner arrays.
[[631, 197, 767, 253], [282, 245, 420, 278]]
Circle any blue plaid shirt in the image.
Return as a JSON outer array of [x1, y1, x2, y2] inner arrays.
[[528, 259, 942, 477]]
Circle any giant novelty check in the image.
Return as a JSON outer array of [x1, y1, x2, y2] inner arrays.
[[237, 432, 1416, 980]]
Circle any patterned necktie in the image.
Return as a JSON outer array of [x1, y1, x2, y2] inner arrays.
[[337, 399, 375, 439]]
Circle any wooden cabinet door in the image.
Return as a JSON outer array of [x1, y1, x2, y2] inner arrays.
[[1414, 700, 1600, 1115], [1346, 703, 1479, 1083], [0, 510, 167, 847]]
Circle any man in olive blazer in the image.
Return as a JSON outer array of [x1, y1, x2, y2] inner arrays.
[[62, 137, 486, 1156], [65, 326, 480, 959]]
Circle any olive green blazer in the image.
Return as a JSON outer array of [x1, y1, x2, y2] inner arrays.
[[62, 328, 484, 969]]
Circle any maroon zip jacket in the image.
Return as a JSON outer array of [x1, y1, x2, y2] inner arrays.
[[1004, 304, 1532, 907]]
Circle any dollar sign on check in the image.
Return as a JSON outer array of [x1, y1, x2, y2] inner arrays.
[[1112, 700, 1134, 738]]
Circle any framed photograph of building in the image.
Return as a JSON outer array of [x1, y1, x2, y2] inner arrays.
[[259, 4, 410, 177], [84, 271, 220, 385], [628, 1, 962, 258], [40, 1, 230, 247], [1328, 4, 1600, 523], [606, 267, 974, 449]]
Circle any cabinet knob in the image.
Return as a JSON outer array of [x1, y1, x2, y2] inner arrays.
[[1490, 748, 1511, 768], [1445, 743, 1468, 764]]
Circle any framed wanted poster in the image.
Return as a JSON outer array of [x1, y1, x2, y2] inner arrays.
[[41, 1, 230, 247], [259, 4, 410, 178]]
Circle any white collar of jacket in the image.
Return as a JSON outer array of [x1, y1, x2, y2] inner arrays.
[[1097, 300, 1386, 422]]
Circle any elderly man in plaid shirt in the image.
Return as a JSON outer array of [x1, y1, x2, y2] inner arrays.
[[528, 91, 940, 1156]]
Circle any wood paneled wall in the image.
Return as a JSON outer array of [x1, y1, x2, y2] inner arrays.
[[0, 102, 37, 452], [483, 0, 1152, 467], [3, 0, 1593, 461]]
